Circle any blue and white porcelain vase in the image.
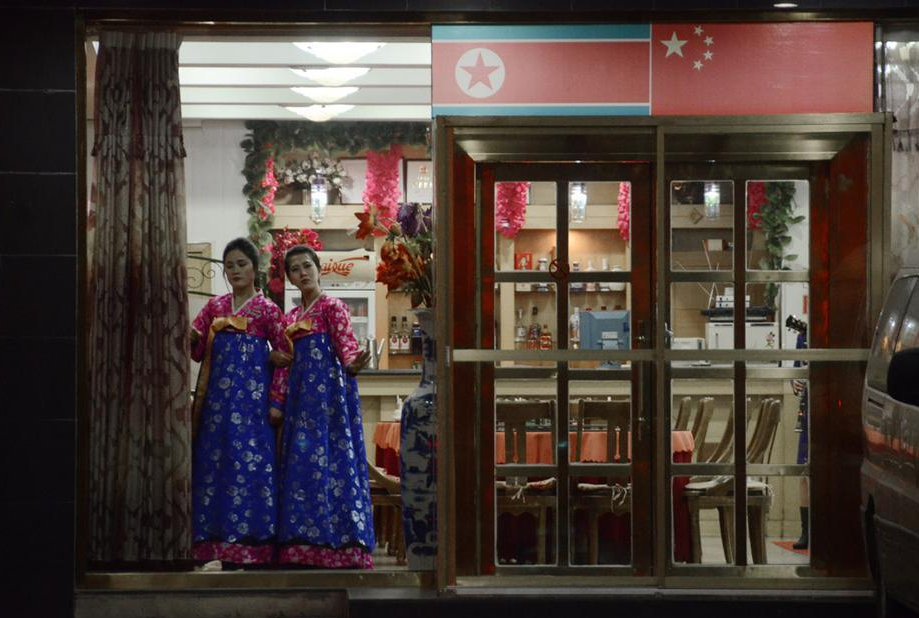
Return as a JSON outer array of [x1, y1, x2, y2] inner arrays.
[[399, 307, 436, 570]]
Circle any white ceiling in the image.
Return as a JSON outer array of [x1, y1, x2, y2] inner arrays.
[[88, 36, 433, 122]]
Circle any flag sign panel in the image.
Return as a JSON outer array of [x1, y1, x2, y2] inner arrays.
[[432, 22, 873, 116]]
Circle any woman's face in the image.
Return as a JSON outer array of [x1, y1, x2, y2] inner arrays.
[[223, 249, 255, 292], [287, 253, 320, 298]]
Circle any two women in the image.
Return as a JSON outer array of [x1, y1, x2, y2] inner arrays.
[[190, 238, 374, 568]]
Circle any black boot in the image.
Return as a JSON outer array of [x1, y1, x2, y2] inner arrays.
[[793, 507, 809, 549]]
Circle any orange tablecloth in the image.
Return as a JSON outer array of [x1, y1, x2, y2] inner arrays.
[[495, 430, 694, 464]]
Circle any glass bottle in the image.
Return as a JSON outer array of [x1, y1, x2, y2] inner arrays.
[[399, 316, 411, 352], [410, 320, 423, 355], [389, 316, 400, 355], [514, 308, 527, 350], [569, 306, 581, 350], [526, 306, 541, 350], [539, 324, 553, 350]]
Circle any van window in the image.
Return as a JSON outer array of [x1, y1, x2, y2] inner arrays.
[[866, 275, 917, 393], [895, 286, 919, 352]]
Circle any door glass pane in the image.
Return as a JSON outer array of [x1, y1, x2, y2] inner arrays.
[[671, 282, 735, 351], [670, 378, 734, 464], [677, 475, 736, 565], [567, 180, 631, 274], [569, 283, 631, 367], [744, 282, 808, 360], [496, 181, 556, 273], [746, 180, 809, 272], [496, 282, 558, 356], [671, 180, 734, 272], [495, 393, 558, 566]]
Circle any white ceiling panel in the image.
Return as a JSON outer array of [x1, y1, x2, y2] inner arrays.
[[182, 104, 432, 121], [181, 86, 431, 105], [179, 41, 431, 67], [179, 67, 431, 87]]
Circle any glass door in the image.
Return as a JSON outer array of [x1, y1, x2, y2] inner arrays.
[[479, 162, 653, 574]]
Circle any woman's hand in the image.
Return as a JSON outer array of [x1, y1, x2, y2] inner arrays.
[[270, 349, 293, 367], [189, 329, 201, 347], [268, 407, 284, 427], [346, 349, 371, 376]]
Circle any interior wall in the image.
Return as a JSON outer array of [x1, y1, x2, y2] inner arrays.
[[184, 119, 250, 298]]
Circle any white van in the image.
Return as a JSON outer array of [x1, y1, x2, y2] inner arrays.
[[862, 268, 919, 617]]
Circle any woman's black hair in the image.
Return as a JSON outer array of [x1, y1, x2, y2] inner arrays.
[[284, 244, 321, 277], [223, 237, 260, 268]]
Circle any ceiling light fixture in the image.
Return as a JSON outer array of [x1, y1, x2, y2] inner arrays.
[[290, 86, 359, 103], [285, 104, 354, 122], [289, 67, 370, 87], [773, 2, 798, 7], [293, 42, 385, 64]]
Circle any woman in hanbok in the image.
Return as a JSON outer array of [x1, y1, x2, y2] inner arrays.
[[190, 237, 287, 565], [270, 245, 374, 568]]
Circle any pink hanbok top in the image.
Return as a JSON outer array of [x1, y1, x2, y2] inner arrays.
[[191, 292, 287, 406], [272, 294, 362, 407]]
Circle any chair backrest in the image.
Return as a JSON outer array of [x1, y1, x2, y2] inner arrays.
[[689, 397, 715, 461], [673, 396, 693, 431], [575, 398, 631, 463], [706, 403, 735, 464], [497, 399, 556, 464], [747, 398, 781, 465]]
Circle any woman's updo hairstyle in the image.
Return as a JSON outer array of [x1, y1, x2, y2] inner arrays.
[[223, 237, 260, 268], [284, 245, 322, 277]]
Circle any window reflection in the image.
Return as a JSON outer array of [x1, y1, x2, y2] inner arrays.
[[670, 180, 734, 272]]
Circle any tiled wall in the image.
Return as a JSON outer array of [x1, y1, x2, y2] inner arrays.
[[0, 8, 77, 618]]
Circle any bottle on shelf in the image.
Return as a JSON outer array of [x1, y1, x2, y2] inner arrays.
[[399, 316, 411, 353], [526, 306, 541, 350], [585, 259, 598, 292], [514, 308, 527, 350], [600, 257, 610, 291], [570, 306, 581, 349], [410, 319, 422, 354], [536, 257, 550, 293], [389, 316, 400, 355], [539, 324, 553, 350], [571, 261, 584, 293]]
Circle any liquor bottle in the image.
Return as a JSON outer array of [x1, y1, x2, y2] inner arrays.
[[399, 316, 411, 352], [539, 324, 553, 350], [569, 306, 581, 350], [514, 308, 527, 350], [410, 320, 423, 354], [585, 259, 598, 292], [526, 306, 541, 350], [389, 316, 400, 355]]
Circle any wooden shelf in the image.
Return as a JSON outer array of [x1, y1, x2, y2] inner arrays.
[[274, 203, 364, 230]]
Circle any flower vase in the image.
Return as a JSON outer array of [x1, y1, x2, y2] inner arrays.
[[399, 307, 436, 570]]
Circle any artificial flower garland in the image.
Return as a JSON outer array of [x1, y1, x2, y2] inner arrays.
[[617, 181, 631, 242], [495, 181, 530, 239], [747, 181, 766, 231], [362, 144, 403, 223]]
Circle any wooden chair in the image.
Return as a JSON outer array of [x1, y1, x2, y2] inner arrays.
[[689, 397, 715, 462], [571, 398, 632, 565], [684, 398, 781, 564], [368, 462, 406, 565], [496, 399, 557, 564], [673, 396, 694, 431]]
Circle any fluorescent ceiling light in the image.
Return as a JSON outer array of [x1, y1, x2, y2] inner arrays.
[[285, 104, 354, 122], [290, 86, 359, 103], [293, 42, 385, 64], [290, 67, 370, 86], [773, 2, 798, 7]]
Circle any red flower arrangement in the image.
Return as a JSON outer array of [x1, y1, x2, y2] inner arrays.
[[362, 144, 403, 224], [267, 227, 323, 296], [495, 181, 530, 239], [747, 181, 766, 230], [356, 202, 433, 308]]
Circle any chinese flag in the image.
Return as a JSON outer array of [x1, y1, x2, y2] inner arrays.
[[651, 22, 873, 115]]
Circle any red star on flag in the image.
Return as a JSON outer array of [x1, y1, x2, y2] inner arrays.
[[460, 52, 500, 90]]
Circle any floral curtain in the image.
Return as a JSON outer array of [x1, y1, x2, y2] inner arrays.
[[884, 42, 919, 272], [88, 31, 191, 563]]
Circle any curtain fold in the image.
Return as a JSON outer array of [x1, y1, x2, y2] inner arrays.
[[885, 43, 919, 272], [88, 31, 191, 564]]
